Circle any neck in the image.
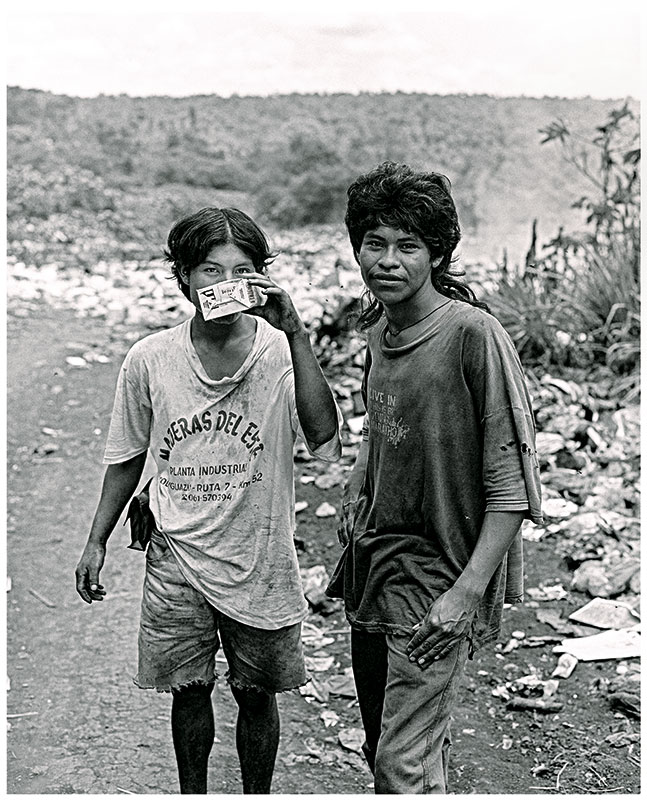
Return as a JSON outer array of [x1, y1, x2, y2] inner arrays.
[[384, 285, 447, 334], [190, 312, 254, 346]]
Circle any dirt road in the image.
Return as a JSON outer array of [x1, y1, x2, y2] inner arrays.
[[6, 307, 640, 794]]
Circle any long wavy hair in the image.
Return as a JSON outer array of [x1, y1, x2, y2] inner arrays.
[[345, 161, 489, 330], [164, 207, 277, 301]]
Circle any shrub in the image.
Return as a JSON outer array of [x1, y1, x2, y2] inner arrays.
[[485, 103, 640, 398]]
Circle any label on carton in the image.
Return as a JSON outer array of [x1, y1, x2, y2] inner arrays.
[[197, 279, 267, 320]]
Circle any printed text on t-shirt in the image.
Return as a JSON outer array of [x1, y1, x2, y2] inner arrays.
[[159, 408, 265, 461], [369, 387, 410, 447]]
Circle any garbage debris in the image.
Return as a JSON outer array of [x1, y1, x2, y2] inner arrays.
[[304, 654, 336, 673], [338, 727, 365, 755], [320, 709, 339, 728], [315, 502, 337, 518], [507, 697, 563, 713], [608, 691, 640, 719], [571, 558, 640, 598], [551, 653, 578, 679], [526, 584, 569, 602], [300, 565, 339, 615], [568, 597, 640, 630], [326, 669, 357, 698], [553, 627, 640, 661]]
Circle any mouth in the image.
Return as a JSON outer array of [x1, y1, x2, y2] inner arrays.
[[371, 274, 405, 288]]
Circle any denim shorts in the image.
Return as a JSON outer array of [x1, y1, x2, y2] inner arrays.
[[134, 530, 307, 694], [351, 628, 470, 794]]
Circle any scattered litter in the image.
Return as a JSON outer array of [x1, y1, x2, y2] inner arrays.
[[526, 584, 568, 601], [301, 565, 329, 603], [608, 691, 639, 718], [295, 501, 309, 514], [501, 735, 514, 750], [314, 473, 343, 490], [551, 653, 578, 679], [338, 727, 365, 755], [304, 655, 336, 673], [535, 608, 584, 636], [554, 627, 640, 661], [299, 677, 330, 704], [536, 432, 567, 455], [542, 498, 579, 519], [300, 475, 316, 484], [27, 588, 56, 608], [301, 621, 335, 650], [41, 427, 61, 437], [605, 731, 641, 748], [33, 442, 60, 456], [507, 698, 563, 713], [315, 502, 337, 518], [571, 558, 640, 598], [320, 709, 339, 728], [65, 356, 88, 368], [300, 565, 339, 614], [7, 711, 39, 718], [326, 669, 357, 698], [568, 597, 639, 630], [346, 417, 365, 435], [7, 577, 11, 592]]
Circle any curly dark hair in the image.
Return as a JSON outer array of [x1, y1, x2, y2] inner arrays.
[[164, 207, 277, 301], [345, 161, 488, 329]]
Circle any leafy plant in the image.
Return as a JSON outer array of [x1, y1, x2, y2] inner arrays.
[[486, 103, 641, 399]]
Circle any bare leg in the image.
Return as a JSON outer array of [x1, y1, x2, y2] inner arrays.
[[171, 682, 215, 794], [230, 684, 279, 794]]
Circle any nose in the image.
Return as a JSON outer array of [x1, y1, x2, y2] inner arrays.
[[378, 245, 400, 268]]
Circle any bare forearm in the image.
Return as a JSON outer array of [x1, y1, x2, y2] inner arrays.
[[87, 454, 148, 545], [286, 328, 338, 446], [453, 510, 525, 602]]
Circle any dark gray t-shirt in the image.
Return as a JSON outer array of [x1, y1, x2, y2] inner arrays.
[[327, 301, 543, 648]]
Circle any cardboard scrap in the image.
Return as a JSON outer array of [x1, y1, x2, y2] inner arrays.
[[553, 627, 640, 661], [568, 597, 640, 630]]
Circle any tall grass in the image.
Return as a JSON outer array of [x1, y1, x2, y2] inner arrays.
[[485, 103, 640, 401]]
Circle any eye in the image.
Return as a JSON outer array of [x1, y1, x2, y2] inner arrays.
[[235, 266, 255, 275]]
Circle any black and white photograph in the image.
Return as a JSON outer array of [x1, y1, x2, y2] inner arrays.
[[5, 0, 641, 794]]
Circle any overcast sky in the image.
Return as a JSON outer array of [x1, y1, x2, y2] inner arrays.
[[5, 0, 643, 99]]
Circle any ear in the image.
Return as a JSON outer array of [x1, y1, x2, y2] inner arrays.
[[177, 264, 191, 286], [431, 256, 443, 270]]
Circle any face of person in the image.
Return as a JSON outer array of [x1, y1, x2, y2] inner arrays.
[[180, 242, 257, 324], [358, 226, 438, 307]]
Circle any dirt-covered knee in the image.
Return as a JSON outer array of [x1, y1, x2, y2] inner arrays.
[[229, 683, 275, 713]]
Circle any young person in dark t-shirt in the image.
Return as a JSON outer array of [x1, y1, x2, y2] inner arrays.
[[327, 162, 542, 794]]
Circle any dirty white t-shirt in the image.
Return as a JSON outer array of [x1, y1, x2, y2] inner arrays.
[[104, 317, 341, 629]]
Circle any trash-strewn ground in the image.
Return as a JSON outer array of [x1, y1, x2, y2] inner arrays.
[[6, 241, 640, 794]]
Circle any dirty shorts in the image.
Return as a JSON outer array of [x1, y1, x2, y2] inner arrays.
[[134, 530, 307, 694]]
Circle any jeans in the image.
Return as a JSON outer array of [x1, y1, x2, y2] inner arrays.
[[351, 628, 470, 794]]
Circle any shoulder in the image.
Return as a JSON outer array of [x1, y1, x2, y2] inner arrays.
[[451, 303, 513, 347], [121, 320, 189, 374], [255, 318, 293, 364], [125, 320, 188, 359]]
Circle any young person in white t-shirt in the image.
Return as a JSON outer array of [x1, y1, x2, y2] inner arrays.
[[75, 207, 342, 794]]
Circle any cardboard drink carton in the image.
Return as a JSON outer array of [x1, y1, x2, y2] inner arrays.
[[197, 279, 267, 320]]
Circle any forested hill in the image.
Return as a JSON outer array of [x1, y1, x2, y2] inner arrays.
[[7, 87, 633, 263]]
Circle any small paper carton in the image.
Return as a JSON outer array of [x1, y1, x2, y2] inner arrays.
[[197, 279, 267, 320]]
